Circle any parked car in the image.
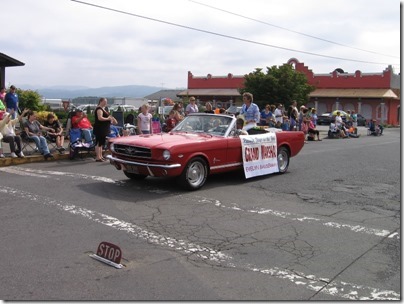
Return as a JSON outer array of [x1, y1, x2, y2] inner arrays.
[[355, 114, 367, 126], [76, 104, 98, 113], [106, 113, 305, 190], [317, 112, 332, 125], [109, 105, 138, 112], [226, 106, 242, 115], [317, 111, 367, 126]]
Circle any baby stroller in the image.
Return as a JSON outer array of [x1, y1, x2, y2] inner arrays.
[[327, 123, 341, 139], [122, 114, 137, 136]]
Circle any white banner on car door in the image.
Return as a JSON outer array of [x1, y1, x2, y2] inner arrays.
[[240, 132, 278, 178]]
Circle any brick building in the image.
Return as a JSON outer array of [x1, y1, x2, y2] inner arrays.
[[178, 58, 400, 126], [288, 58, 400, 126]]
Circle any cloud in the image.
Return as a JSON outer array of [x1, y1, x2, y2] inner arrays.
[[2, 0, 400, 89]]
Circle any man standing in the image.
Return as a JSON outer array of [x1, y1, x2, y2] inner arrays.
[[5, 85, 19, 119]]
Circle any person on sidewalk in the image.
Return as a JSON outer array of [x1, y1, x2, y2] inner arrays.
[[0, 108, 29, 158], [23, 110, 54, 160], [71, 109, 94, 145], [44, 113, 65, 154]]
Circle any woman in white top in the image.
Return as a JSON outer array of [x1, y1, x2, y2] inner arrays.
[[0, 108, 29, 158], [137, 104, 153, 135], [185, 97, 198, 116], [334, 111, 343, 128]]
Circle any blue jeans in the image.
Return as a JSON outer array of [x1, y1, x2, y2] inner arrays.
[[81, 129, 93, 145], [28, 135, 50, 155], [6, 108, 17, 119]]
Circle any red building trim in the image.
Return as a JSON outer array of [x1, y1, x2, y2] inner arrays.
[[183, 58, 400, 125]]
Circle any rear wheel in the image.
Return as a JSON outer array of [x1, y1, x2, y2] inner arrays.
[[178, 157, 208, 190], [277, 146, 289, 173], [123, 171, 147, 180]]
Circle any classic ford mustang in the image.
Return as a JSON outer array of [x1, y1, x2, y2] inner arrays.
[[107, 113, 305, 190]]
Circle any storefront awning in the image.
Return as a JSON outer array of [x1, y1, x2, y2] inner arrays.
[[310, 88, 398, 99], [177, 88, 241, 97]]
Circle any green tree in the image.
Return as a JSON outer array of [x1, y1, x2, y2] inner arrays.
[[240, 64, 315, 109], [16, 88, 45, 111]]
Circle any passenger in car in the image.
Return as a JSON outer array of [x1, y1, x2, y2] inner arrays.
[[236, 118, 248, 135]]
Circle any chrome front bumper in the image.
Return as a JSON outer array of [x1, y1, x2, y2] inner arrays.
[[106, 155, 181, 170]]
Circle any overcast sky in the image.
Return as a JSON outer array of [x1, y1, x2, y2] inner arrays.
[[2, 0, 400, 90]]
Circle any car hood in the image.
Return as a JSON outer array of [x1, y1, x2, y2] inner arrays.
[[110, 132, 221, 150]]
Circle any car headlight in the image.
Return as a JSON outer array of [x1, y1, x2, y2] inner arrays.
[[163, 150, 171, 160]]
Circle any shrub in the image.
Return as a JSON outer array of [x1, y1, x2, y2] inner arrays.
[[35, 111, 58, 124]]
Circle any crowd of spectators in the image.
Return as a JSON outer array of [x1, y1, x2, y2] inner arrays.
[[0, 87, 383, 160]]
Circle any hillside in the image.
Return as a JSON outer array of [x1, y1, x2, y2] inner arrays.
[[31, 85, 169, 99]]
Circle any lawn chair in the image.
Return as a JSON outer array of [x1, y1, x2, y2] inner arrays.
[[20, 130, 40, 155]]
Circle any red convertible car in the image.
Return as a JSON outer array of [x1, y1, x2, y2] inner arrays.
[[107, 113, 305, 190]]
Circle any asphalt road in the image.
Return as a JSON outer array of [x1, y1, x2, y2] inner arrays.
[[0, 127, 400, 300]]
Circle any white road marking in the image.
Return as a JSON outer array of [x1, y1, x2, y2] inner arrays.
[[0, 167, 123, 185], [0, 167, 399, 240], [195, 196, 400, 240], [0, 166, 399, 241], [0, 185, 399, 300]]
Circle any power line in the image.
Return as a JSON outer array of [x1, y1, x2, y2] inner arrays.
[[71, 0, 399, 66], [189, 0, 399, 59]]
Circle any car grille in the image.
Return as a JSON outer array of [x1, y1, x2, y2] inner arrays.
[[113, 144, 152, 158]]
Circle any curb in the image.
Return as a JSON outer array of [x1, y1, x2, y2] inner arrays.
[[0, 151, 94, 167]]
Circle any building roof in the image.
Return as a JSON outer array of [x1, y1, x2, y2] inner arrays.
[[144, 89, 184, 101], [0, 52, 25, 67], [177, 88, 241, 97], [310, 88, 399, 99]]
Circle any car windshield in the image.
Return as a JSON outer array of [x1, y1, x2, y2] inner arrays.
[[172, 114, 235, 136]]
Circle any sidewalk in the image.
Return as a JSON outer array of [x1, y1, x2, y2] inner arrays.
[[0, 138, 93, 167], [0, 126, 369, 167]]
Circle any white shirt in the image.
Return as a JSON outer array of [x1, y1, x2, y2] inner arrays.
[[138, 112, 152, 132], [335, 115, 343, 127], [274, 108, 283, 123]]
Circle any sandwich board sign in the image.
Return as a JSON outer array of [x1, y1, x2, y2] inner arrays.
[[89, 241, 123, 269]]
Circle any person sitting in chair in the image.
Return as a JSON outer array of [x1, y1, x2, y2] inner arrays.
[[369, 119, 383, 136], [0, 108, 29, 158], [44, 113, 65, 154], [23, 110, 54, 159], [71, 109, 93, 145], [307, 120, 322, 141]]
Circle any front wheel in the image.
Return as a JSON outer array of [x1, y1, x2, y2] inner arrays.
[[124, 171, 147, 180], [277, 146, 290, 173], [178, 157, 208, 190]]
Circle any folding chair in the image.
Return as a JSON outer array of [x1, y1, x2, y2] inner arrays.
[[45, 133, 58, 152], [20, 130, 40, 155]]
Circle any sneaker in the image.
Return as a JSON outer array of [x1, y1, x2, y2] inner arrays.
[[18, 151, 25, 158], [44, 153, 54, 160], [11, 152, 18, 158], [0, 153, 5, 158]]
